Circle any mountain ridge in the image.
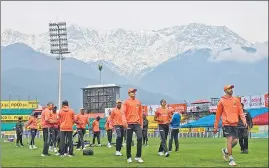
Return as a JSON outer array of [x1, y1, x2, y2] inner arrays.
[[1, 23, 258, 78]]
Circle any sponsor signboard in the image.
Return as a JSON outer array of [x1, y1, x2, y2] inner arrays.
[[1, 100, 38, 109], [1, 115, 30, 121], [169, 104, 187, 112], [250, 95, 265, 108], [241, 96, 251, 109]]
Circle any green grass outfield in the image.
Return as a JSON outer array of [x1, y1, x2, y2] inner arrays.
[[1, 138, 268, 167]]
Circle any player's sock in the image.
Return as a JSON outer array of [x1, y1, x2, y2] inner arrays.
[[224, 148, 228, 153], [229, 155, 234, 160]]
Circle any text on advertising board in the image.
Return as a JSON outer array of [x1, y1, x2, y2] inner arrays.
[[1, 100, 38, 109]]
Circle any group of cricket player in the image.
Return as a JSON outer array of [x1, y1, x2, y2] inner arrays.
[[16, 85, 252, 166]]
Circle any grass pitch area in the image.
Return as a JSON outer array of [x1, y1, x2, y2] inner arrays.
[[1, 138, 268, 167]]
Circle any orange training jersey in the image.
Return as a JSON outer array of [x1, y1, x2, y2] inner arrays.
[[41, 108, 51, 128], [92, 120, 100, 132], [58, 106, 75, 131], [214, 96, 247, 128], [50, 112, 59, 128], [105, 115, 114, 130], [155, 107, 173, 124], [122, 98, 143, 126], [110, 107, 125, 126], [26, 116, 38, 129], [76, 113, 89, 129]]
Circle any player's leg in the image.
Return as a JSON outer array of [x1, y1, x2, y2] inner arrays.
[[163, 125, 170, 157], [30, 129, 35, 148], [115, 126, 123, 156], [168, 128, 174, 152], [77, 128, 83, 149], [134, 124, 144, 163], [16, 131, 20, 147], [49, 128, 53, 152], [145, 129, 148, 145], [42, 128, 50, 156], [225, 126, 238, 166], [158, 125, 165, 155], [174, 129, 179, 152], [123, 128, 127, 145], [120, 126, 124, 150], [126, 125, 134, 162], [243, 129, 249, 154], [59, 131, 65, 156], [67, 131, 74, 156], [19, 133, 24, 146], [81, 129, 86, 149], [92, 132, 96, 145], [238, 128, 244, 153], [97, 131, 101, 146]]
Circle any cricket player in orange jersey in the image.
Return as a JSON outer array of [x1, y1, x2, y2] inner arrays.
[[57, 100, 76, 157], [213, 85, 247, 166], [25, 113, 39, 150], [154, 99, 174, 157], [49, 106, 60, 153], [105, 110, 114, 148], [41, 102, 55, 157], [75, 108, 90, 150], [123, 88, 144, 163], [110, 99, 126, 156], [92, 116, 101, 146]]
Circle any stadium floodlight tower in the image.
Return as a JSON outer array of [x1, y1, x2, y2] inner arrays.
[[49, 22, 70, 109]]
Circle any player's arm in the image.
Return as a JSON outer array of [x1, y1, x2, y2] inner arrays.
[[139, 103, 143, 128], [25, 117, 32, 128], [213, 101, 223, 133], [74, 114, 80, 124], [57, 112, 61, 122], [154, 109, 162, 122], [72, 111, 75, 124], [121, 102, 128, 127], [86, 116, 90, 128]]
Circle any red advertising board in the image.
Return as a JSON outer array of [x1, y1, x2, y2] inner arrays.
[[168, 104, 187, 112]]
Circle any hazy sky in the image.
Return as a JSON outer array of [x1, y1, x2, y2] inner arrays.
[[1, 1, 268, 43]]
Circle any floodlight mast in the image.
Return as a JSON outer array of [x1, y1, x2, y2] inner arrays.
[[49, 22, 70, 109]]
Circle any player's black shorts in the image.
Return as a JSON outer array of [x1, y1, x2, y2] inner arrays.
[[222, 126, 238, 138], [238, 128, 248, 139]]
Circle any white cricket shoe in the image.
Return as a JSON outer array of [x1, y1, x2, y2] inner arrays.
[[134, 157, 144, 163], [127, 158, 132, 163], [158, 152, 164, 156], [229, 159, 237, 166], [164, 152, 170, 157], [115, 151, 123, 156], [29, 145, 33, 150]]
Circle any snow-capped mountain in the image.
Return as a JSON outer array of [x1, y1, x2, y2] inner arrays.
[[1, 23, 254, 77]]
